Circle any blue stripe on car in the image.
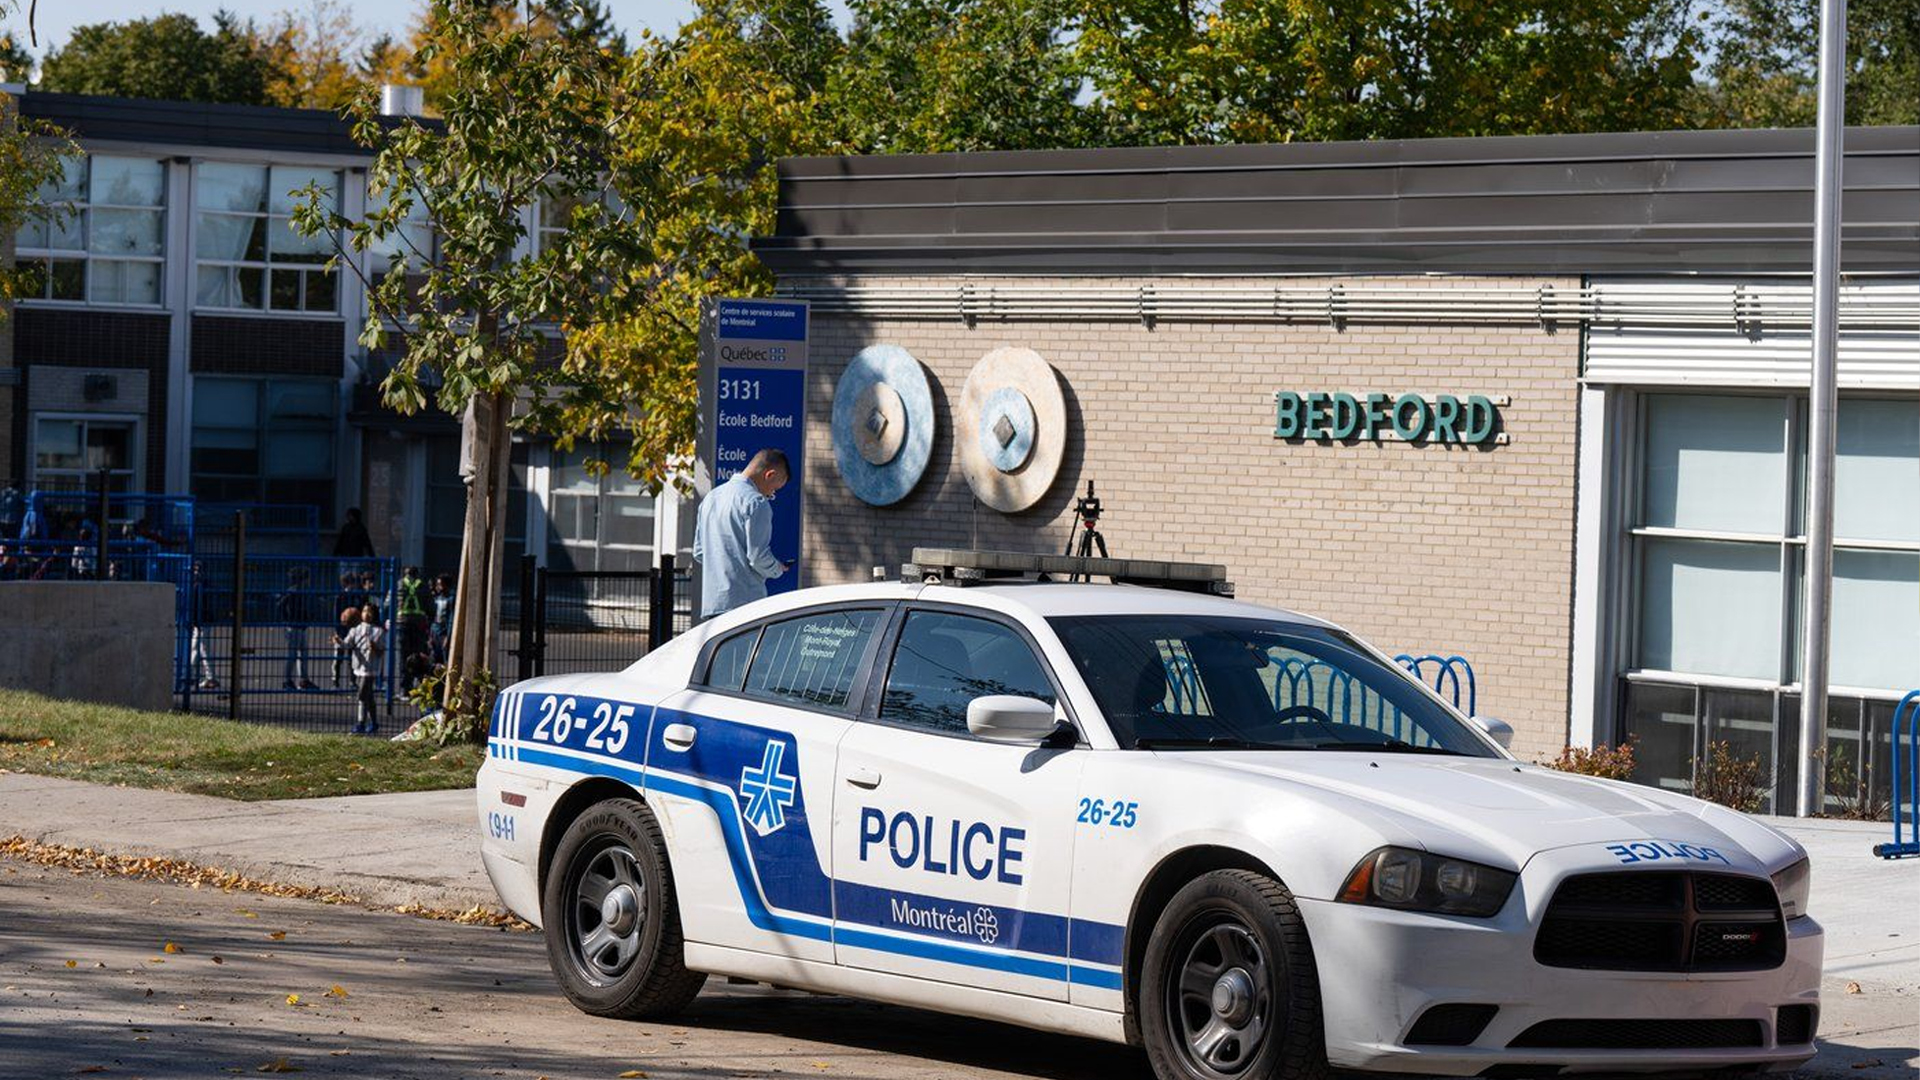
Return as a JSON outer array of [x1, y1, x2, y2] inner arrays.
[[502, 694, 1126, 989]]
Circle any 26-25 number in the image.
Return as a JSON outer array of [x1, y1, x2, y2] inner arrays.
[[531, 696, 634, 755], [1076, 798, 1138, 828]]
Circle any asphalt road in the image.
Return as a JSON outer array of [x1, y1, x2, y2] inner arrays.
[[0, 858, 1150, 1080], [3, 858, 1912, 1080]]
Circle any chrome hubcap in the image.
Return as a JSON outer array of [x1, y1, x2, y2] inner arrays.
[[1170, 920, 1271, 1076]]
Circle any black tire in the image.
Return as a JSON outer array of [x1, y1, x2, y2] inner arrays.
[[541, 797, 706, 1019], [1139, 869, 1328, 1080]]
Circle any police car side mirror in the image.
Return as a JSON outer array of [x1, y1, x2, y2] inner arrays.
[[1470, 715, 1515, 750], [967, 695, 1061, 745]]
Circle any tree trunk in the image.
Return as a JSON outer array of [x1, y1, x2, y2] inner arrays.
[[443, 387, 511, 708]]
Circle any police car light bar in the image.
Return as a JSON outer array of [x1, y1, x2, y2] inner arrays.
[[904, 548, 1234, 597]]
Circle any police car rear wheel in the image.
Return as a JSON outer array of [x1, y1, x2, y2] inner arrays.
[[543, 798, 706, 1019], [1140, 869, 1326, 1080]]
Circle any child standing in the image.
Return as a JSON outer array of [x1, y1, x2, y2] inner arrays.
[[276, 565, 317, 690], [330, 571, 368, 687], [428, 573, 455, 667], [344, 601, 385, 735]]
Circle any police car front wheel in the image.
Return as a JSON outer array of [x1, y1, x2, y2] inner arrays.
[[1140, 869, 1327, 1080], [542, 798, 706, 1019]]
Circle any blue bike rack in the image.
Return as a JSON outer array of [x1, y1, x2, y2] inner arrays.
[[1396, 653, 1477, 717], [1874, 690, 1920, 860]]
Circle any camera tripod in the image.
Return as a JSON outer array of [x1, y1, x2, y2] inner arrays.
[[1063, 481, 1108, 580]]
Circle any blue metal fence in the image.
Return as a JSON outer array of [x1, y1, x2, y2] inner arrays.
[[1874, 690, 1920, 859]]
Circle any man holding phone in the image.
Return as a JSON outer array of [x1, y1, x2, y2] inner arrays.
[[693, 448, 791, 619]]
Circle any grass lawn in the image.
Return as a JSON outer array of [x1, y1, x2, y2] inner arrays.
[[0, 690, 482, 801]]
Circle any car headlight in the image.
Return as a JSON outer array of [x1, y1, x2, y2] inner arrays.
[[1771, 857, 1811, 920], [1337, 846, 1517, 918]]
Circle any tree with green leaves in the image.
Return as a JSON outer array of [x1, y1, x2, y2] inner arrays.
[[1073, 0, 1704, 146], [1692, 0, 1919, 128], [1, 77, 79, 321], [830, 0, 1089, 152], [563, 3, 832, 488], [0, 30, 31, 82], [292, 0, 634, 725], [37, 11, 280, 104]]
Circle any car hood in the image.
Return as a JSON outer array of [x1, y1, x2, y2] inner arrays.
[[1188, 751, 1801, 873]]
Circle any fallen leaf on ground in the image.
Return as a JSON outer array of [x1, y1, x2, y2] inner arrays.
[[211, 956, 224, 965], [325, 985, 348, 998], [64, 960, 76, 969], [257, 1060, 301, 1074], [617, 1072, 648, 1078], [1845, 981, 1862, 994], [284, 994, 301, 1006], [76, 1067, 107, 1075], [163, 942, 180, 954], [1851, 1060, 1883, 1069], [267, 931, 286, 941]]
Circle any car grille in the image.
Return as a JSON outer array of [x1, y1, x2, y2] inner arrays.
[[1508, 1018, 1766, 1050], [1534, 871, 1785, 972]]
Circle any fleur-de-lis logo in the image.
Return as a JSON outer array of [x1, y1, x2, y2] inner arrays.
[[740, 741, 797, 837], [973, 906, 1000, 945]]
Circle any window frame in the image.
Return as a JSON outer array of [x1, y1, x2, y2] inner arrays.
[[26, 411, 145, 493], [191, 161, 343, 315], [858, 601, 1087, 746], [1612, 388, 1920, 814], [1622, 389, 1920, 695], [187, 376, 339, 508], [691, 602, 895, 719], [14, 154, 168, 309]]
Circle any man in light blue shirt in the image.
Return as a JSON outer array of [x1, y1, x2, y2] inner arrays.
[[693, 448, 791, 618]]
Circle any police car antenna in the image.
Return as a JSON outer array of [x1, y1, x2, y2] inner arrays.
[[1063, 481, 1108, 580]]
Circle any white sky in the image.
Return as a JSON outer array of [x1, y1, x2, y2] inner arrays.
[[7, 1, 723, 61]]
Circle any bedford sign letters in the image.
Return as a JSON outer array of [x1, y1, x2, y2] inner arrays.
[[1274, 391, 1499, 445]]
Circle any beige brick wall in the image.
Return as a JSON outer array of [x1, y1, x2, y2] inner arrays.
[[793, 274, 1582, 761]]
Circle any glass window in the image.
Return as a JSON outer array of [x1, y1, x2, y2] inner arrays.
[[546, 443, 655, 573], [190, 378, 335, 510], [705, 629, 760, 692], [1828, 551, 1920, 692], [1636, 538, 1782, 680], [1051, 615, 1497, 755], [1702, 688, 1777, 810], [1835, 399, 1920, 543], [31, 416, 138, 493], [880, 612, 1055, 735], [193, 162, 338, 312], [13, 154, 166, 305], [1618, 681, 1697, 794], [742, 609, 882, 712], [1642, 395, 1787, 535]]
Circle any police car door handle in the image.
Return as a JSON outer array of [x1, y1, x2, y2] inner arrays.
[[846, 766, 882, 789], [661, 723, 697, 751]]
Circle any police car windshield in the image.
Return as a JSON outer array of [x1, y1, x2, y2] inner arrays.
[[1048, 616, 1495, 756]]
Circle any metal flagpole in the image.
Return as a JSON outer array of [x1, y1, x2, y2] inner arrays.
[[1797, 0, 1847, 817]]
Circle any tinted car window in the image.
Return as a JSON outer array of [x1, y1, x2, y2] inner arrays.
[[704, 628, 759, 691], [880, 611, 1056, 735], [1049, 615, 1495, 756], [742, 609, 881, 711]]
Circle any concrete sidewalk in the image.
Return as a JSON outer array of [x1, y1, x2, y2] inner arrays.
[[0, 771, 493, 910]]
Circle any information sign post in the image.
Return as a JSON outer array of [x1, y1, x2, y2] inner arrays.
[[698, 298, 809, 599]]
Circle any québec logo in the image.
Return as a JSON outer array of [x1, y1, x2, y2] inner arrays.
[[739, 741, 797, 837]]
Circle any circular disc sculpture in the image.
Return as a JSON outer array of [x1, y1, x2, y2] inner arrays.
[[957, 347, 1066, 513], [831, 344, 935, 506]]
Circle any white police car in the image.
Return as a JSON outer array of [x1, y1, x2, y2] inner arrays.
[[478, 549, 1821, 1080]]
